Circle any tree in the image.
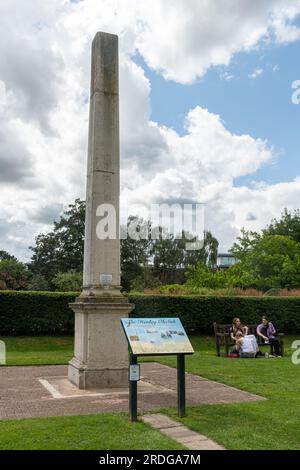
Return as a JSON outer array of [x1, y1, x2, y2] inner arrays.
[[264, 208, 300, 243], [29, 199, 85, 284], [29, 198, 219, 291], [0, 259, 30, 290], [230, 232, 300, 290], [151, 231, 184, 283], [186, 262, 228, 289], [0, 250, 17, 262], [52, 272, 83, 292], [27, 274, 50, 291], [120, 216, 152, 291], [151, 229, 219, 283], [180, 230, 219, 269], [131, 269, 162, 292]]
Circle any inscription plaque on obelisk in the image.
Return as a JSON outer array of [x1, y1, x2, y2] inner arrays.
[[68, 32, 133, 389]]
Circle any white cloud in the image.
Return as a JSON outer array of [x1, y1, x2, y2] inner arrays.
[[249, 68, 264, 79], [0, 0, 300, 260], [134, 0, 300, 83]]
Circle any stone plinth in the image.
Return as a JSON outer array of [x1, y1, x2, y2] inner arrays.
[[68, 297, 133, 389]]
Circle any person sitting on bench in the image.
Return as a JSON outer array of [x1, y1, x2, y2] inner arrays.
[[256, 315, 282, 357], [230, 317, 248, 340], [230, 317, 248, 353]]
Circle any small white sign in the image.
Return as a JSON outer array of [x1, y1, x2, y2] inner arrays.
[[100, 273, 113, 286], [129, 364, 140, 381]]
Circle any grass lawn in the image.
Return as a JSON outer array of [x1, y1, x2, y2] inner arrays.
[[147, 336, 300, 450], [0, 413, 184, 450], [1, 336, 74, 365], [1, 334, 300, 450]]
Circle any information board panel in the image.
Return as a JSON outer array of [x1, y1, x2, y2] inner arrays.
[[121, 318, 194, 355]]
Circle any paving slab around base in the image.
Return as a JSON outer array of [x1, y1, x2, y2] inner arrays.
[[142, 414, 225, 450], [0, 363, 265, 420]]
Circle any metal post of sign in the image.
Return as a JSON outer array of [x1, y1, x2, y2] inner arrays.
[[177, 354, 186, 418], [129, 354, 138, 422]]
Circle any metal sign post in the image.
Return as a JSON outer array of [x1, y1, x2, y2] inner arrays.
[[177, 354, 186, 418], [129, 354, 139, 422]]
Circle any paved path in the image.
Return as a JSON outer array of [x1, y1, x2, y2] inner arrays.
[[142, 414, 225, 450], [0, 362, 265, 420]]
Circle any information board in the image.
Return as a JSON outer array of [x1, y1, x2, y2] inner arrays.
[[121, 318, 194, 355]]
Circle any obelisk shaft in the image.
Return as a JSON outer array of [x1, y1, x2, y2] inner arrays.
[[83, 32, 120, 293], [68, 32, 133, 389]]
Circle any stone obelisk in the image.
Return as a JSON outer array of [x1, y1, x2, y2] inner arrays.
[[68, 32, 133, 389]]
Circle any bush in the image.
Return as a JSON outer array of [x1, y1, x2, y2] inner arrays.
[[0, 291, 299, 335]]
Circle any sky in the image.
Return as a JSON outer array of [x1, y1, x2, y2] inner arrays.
[[1, 0, 300, 261]]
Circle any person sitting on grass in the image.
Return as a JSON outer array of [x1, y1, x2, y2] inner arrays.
[[235, 331, 260, 358], [230, 317, 249, 353], [256, 315, 282, 357]]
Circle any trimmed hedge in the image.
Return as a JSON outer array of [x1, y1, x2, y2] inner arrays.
[[130, 295, 300, 334], [0, 291, 299, 335], [0, 291, 76, 335]]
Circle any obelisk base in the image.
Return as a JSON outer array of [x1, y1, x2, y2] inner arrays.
[[68, 360, 129, 389], [68, 296, 134, 389]]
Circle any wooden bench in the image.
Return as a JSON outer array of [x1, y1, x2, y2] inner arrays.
[[213, 322, 284, 357]]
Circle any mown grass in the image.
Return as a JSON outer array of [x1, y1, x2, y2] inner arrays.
[[1, 334, 300, 449], [0, 413, 184, 450], [1, 336, 73, 365], [151, 335, 300, 450]]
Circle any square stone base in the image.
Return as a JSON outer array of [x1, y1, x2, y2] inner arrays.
[[68, 298, 134, 390], [68, 359, 128, 389]]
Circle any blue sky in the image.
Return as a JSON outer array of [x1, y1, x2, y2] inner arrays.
[[135, 40, 300, 187]]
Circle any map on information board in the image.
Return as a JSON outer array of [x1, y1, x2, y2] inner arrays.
[[121, 318, 194, 355]]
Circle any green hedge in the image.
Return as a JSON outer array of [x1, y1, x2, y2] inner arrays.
[[130, 295, 300, 333], [0, 291, 299, 335], [0, 291, 76, 335]]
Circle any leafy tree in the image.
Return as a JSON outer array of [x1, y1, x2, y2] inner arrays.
[[27, 274, 50, 291], [230, 232, 300, 290], [121, 216, 152, 291], [186, 262, 228, 289], [29, 199, 219, 291], [52, 271, 83, 292], [131, 269, 162, 292], [264, 208, 300, 242], [151, 229, 219, 283], [29, 199, 85, 283], [151, 232, 183, 283], [0, 259, 30, 290], [0, 250, 18, 262], [181, 230, 219, 269]]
